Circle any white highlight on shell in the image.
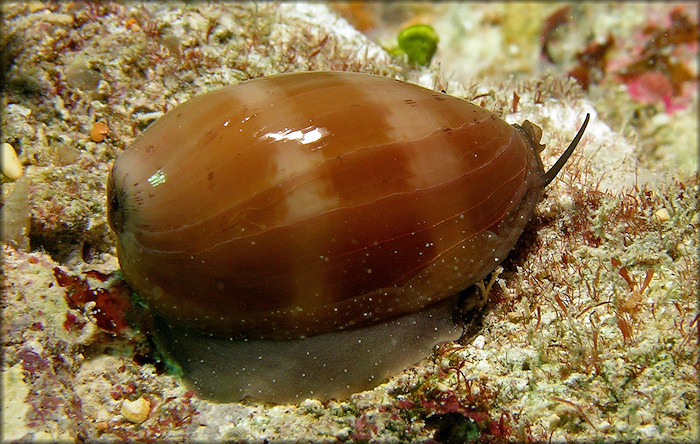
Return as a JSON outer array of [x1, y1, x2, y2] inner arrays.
[[262, 126, 329, 145], [147, 169, 167, 187]]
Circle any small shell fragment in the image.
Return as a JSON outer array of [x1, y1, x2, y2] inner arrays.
[[653, 208, 670, 223], [1, 142, 23, 180], [91, 122, 109, 142], [120, 397, 150, 423]]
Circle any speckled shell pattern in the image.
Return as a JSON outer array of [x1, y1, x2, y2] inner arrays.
[[107, 71, 546, 339]]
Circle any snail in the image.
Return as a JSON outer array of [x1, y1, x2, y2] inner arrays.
[[107, 71, 589, 403]]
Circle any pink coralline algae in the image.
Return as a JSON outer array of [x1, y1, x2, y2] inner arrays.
[[614, 8, 698, 113], [559, 6, 698, 114], [624, 72, 684, 114]]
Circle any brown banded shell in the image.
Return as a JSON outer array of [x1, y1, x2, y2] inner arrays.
[[109, 72, 544, 337], [107, 71, 589, 402], [109, 71, 548, 337]]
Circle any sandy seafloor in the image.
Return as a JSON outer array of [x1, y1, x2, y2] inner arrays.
[[1, 2, 697, 442]]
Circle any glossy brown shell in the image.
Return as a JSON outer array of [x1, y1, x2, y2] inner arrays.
[[107, 71, 546, 339]]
